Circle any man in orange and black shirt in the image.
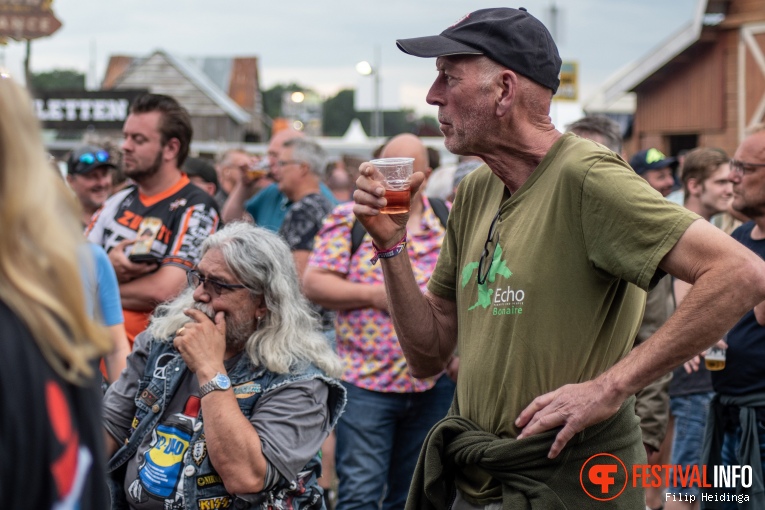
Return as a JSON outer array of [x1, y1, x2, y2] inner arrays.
[[87, 94, 219, 346]]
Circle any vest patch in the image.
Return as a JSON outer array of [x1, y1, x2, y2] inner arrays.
[[196, 473, 222, 488], [198, 495, 231, 509], [233, 381, 261, 398], [192, 434, 207, 465], [139, 389, 158, 407]]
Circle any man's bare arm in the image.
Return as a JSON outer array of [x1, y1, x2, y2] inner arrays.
[[303, 266, 388, 311], [221, 180, 256, 224], [516, 219, 765, 457], [119, 265, 188, 311]]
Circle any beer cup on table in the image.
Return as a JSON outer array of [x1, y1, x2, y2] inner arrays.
[[704, 345, 726, 371], [369, 157, 413, 214]]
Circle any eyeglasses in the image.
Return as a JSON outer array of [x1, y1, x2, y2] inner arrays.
[[273, 159, 305, 169], [187, 269, 246, 296], [730, 159, 765, 177], [477, 209, 501, 286], [78, 150, 110, 166]]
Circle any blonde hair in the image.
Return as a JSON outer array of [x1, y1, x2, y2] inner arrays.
[[0, 74, 110, 384]]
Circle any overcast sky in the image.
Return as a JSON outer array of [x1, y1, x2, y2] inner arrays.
[[1, 0, 699, 125]]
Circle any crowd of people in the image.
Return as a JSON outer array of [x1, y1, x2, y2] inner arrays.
[[3, 7, 765, 510]]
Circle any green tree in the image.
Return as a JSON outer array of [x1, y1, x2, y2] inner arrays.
[[261, 83, 308, 123], [322, 89, 356, 136], [30, 69, 86, 91]]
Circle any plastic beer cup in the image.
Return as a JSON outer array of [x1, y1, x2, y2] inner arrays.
[[369, 158, 413, 214], [705, 346, 726, 371]]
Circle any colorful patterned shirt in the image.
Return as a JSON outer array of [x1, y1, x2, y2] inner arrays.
[[308, 197, 448, 393]]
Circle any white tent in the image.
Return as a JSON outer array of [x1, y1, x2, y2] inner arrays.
[[340, 118, 369, 143]]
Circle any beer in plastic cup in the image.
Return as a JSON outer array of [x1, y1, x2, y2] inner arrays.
[[369, 157, 413, 214], [705, 346, 726, 371], [247, 159, 270, 181]]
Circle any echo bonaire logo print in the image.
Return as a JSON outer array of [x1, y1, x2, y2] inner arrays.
[[461, 243, 525, 315]]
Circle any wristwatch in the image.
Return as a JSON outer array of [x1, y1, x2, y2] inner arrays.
[[199, 372, 231, 398]]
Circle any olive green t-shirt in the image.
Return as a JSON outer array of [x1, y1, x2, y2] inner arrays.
[[428, 133, 698, 443]]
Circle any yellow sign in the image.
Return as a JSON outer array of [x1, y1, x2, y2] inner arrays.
[[554, 61, 578, 102]]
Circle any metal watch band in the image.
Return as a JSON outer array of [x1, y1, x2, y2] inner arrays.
[[199, 373, 228, 398]]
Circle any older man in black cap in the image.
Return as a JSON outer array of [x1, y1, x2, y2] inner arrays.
[[351, 7, 765, 509], [67, 144, 117, 226]]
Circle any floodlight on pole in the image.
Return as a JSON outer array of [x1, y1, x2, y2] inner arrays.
[[355, 45, 382, 138]]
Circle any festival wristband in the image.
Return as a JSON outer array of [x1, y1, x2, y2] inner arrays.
[[370, 234, 407, 265]]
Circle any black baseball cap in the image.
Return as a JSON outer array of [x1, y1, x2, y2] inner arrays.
[[183, 157, 219, 189], [629, 149, 677, 176], [67, 144, 117, 175], [396, 7, 562, 93]]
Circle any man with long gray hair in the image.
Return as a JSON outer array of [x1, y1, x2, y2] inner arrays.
[[102, 222, 346, 509]]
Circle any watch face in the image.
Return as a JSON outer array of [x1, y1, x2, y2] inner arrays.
[[215, 373, 231, 390]]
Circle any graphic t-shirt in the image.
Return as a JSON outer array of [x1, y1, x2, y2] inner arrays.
[[428, 133, 698, 442], [280, 193, 336, 329], [0, 300, 108, 510], [86, 175, 219, 343]]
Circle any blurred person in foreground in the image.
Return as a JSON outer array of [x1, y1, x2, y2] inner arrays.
[[305, 133, 455, 510], [86, 94, 220, 347], [0, 71, 111, 508], [66, 143, 118, 226], [103, 222, 346, 509], [353, 8, 765, 509], [50, 148, 130, 386]]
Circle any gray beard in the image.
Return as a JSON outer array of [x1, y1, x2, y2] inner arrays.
[[193, 302, 253, 350]]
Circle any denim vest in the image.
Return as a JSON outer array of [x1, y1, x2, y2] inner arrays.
[[107, 336, 346, 509]]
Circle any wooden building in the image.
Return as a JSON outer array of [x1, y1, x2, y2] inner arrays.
[[102, 50, 265, 143], [595, 0, 765, 158]]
